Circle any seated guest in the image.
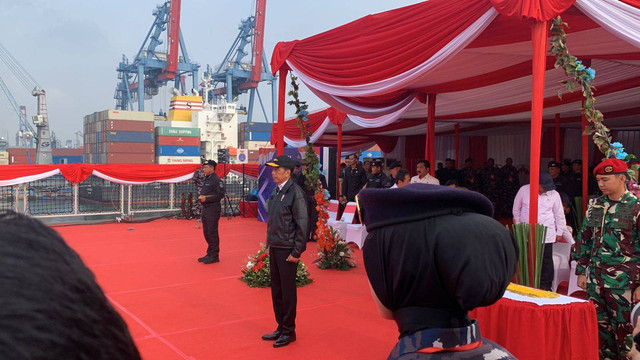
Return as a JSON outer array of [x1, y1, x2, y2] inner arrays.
[[358, 184, 517, 359], [391, 169, 411, 189], [411, 160, 439, 185], [0, 211, 141, 360]]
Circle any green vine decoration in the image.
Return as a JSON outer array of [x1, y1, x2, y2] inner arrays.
[[550, 16, 638, 182], [287, 75, 321, 192]]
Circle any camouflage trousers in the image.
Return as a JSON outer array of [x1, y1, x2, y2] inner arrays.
[[586, 283, 634, 360]]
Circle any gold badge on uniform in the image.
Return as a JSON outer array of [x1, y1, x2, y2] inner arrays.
[[604, 165, 613, 173]]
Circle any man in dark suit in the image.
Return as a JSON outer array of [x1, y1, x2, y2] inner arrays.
[[262, 155, 308, 348]]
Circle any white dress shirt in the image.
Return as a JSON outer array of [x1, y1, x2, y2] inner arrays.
[[411, 174, 440, 185], [512, 184, 566, 244]]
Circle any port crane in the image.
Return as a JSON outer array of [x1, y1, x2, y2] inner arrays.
[[0, 42, 52, 164], [114, 0, 200, 111], [204, 0, 276, 123]]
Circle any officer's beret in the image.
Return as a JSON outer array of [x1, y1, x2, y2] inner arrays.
[[548, 161, 561, 168], [203, 159, 217, 167], [593, 158, 627, 176], [572, 159, 582, 165], [372, 160, 383, 167], [358, 183, 493, 232], [266, 155, 296, 170]]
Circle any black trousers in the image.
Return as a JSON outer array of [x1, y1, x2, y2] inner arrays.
[[269, 247, 298, 334], [540, 243, 554, 291], [201, 204, 221, 259]]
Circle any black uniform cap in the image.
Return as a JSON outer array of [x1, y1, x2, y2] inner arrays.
[[266, 155, 296, 170], [203, 159, 217, 167]]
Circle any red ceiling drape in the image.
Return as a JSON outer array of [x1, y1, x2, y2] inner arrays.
[[488, 0, 576, 21]]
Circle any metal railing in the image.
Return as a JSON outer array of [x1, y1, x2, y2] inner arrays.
[[1, 173, 257, 221]]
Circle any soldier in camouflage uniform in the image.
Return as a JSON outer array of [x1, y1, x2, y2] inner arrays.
[[479, 158, 500, 216], [458, 158, 479, 191], [192, 166, 206, 218], [498, 157, 519, 218], [574, 158, 640, 360]]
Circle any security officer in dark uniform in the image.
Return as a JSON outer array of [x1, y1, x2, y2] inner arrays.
[[549, 160, 575, 199], [340, 153, 367, 203], [197, 160, 225, 264], [262, 155, 308, 348], [365, 160, 393, 189]]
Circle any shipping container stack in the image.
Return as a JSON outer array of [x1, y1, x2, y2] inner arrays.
[[238, 122, 273, 151], [0, 151, 8, 165], [155, 127, 202, 164], [83, 110, 155, 164]]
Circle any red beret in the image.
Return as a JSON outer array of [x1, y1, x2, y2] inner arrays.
[[593, 158, 627, 176]]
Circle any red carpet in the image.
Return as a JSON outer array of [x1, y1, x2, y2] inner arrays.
[[55, 217, 397, 359]]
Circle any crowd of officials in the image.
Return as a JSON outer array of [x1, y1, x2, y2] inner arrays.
[[339, 155, 599, 222]]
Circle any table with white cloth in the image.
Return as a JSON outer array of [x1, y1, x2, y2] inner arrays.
[[469, 285, 598, 360]]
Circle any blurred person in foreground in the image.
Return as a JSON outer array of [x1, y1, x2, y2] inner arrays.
[[358, 184, 517, 359], [0, 211, 141, 360]]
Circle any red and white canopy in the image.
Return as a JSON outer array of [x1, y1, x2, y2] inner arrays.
[[270, 0, 640, 146]]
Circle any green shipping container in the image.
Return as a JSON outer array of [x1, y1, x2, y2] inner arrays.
[[155, 127, 200, 137]]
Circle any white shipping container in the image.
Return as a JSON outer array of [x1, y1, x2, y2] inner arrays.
[[156, 156, 201, 164], [0, 151, 8, 159], [0, 159, 8, 165], [98, 109, 155, 122]]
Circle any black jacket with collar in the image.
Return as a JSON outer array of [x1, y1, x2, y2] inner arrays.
[[267, 178, 308, 258]]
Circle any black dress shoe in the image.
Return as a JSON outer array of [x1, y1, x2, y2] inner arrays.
[[273, 333, 296, 347], [197, 255, 209, 262], [202, 257, 219, 264], [261, 330, 282, 341]]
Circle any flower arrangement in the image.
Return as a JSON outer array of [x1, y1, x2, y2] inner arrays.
[[240, 244, 313, 288], [550, 17, 639, 182], [313, 190, 356, 270]]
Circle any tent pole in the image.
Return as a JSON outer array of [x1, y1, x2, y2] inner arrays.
[[455, 123, 460, 168], [555, 113, 561, 162], [276, 70, 288, 156], [581, 102, 588, 213], [529, 20, 548, 288], [426, 93, 436, 176], [337, 123, 343, 197]]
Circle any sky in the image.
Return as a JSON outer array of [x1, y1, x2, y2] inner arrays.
[[0, 0, 423, 146]]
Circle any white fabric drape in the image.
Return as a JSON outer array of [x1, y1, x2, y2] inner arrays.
[[283, 116, 331, 147], [347, 98, 418, 128], [0, 169, 61, 186], [91, 170, 194, 185], [487, 134, 531, 168], [563, 128, 582, 161], [575, 0, 640, 48], [287, 8, 498, 98]]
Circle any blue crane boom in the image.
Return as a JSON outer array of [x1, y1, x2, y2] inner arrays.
[[114, 0, 199, 111]]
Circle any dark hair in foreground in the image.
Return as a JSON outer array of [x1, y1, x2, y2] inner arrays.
[[0, 211, 141, 360], [395, 169, 410, 184]]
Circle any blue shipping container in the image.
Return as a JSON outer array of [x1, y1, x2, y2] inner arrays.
[[248, 131, 271, 141], [156, 145, 201, 157], [105, 131, 154, 143], [53, 156, 83, 164]]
